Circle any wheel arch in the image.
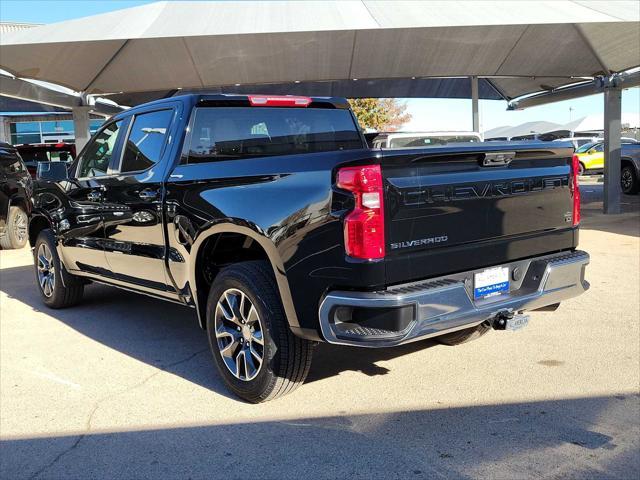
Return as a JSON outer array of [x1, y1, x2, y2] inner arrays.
[[28, 213, 53, 248], [8, 193, 29, 212], [620, 156, 636, 172], [189, 224, 300, 331]]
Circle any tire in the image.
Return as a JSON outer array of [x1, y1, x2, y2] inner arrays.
[[0, 206, 28, 249], [206, 260, 313, 403], [33, 230, 84, 308], [621, 165, 639, 195], [436, 323, 491, 346]]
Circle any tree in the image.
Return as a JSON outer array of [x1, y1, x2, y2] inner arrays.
[[348, 98, 412, 131]]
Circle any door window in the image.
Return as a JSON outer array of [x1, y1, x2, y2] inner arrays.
[[78, 121, 122, 178], [120, 109, 173, 173]]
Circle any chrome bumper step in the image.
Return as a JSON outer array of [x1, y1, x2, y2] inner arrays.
[[319, 250, 590, 347]]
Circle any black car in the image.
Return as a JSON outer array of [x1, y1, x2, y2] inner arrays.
[[29, 94, 589, 402], [0, 142, 32, 249]]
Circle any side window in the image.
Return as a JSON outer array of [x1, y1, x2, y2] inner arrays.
[[594, 143, 604, 153], [78, 121, 122, 178], [120, 109, 173, 173]]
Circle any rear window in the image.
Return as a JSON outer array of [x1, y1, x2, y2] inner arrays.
[[186, 107, 362, 163]]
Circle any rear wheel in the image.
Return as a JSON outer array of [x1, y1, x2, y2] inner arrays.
[[34, 230, 84, 308], [436, 323, 491, 346], [206, 261, 313, 403], [0, 206, 28, 249], [621, 165, 639, 195]]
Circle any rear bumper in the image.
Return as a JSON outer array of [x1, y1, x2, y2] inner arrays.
[[319, 250, 590, 347]]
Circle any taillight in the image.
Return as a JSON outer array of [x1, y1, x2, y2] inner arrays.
[[571, 154, 581, 226], [337, 165, 385, 259], [248, 95, 311, 107]]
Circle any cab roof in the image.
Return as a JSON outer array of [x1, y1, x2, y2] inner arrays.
[[117, 93, 351, 120]]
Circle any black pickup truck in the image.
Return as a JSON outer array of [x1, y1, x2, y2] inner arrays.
[[30, 94, 590, 402]]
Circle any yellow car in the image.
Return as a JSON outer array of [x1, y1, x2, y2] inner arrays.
[[574, 141, 604, 175]]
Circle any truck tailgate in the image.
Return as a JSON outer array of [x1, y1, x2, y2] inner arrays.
[[382, 143, 578, 284]]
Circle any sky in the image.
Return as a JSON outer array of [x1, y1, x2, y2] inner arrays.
[[1, 0, 638, 133]]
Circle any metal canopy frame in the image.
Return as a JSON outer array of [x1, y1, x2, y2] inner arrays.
[[1, 0, 637, 213], [0, 74, 123, 150]]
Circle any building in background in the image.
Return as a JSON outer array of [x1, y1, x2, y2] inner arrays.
[[2, 113, 103, 145]]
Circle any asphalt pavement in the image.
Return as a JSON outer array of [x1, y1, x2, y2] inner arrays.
[[1, 187, 638, 479]]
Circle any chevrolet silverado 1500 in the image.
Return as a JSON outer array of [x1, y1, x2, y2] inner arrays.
[[30, 94, 589, 402]]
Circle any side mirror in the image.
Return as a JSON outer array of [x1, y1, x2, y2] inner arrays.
[[37, 161, 69, 182]]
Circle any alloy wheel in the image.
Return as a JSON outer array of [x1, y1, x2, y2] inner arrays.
[[37, 243, 55, 298], [214, 288, 264, 381], [13, 210, 27, 244], [621, 169, 633, 191]]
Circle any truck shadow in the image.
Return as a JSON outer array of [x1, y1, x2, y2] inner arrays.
[[0, 265, 438, 395], [2, 394, 637, 479]]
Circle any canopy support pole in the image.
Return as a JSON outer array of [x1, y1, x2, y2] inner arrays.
[[471, 76, 479, 133], [73, 106, 92, 153], [603, 83, 622, 214]]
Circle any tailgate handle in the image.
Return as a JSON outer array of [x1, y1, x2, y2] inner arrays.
[[483, 151, 515, 167]]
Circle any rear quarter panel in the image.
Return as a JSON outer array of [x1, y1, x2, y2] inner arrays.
[[164, 149, 382, 334]]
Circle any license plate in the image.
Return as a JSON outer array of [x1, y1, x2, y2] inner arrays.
[[474, 266, 509, 299], [506, 314, 529, 331]]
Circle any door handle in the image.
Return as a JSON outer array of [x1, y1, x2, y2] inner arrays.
[[138, 189, 158, 201], [86, 191, 102, 202]]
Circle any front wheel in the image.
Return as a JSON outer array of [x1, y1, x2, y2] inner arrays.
[[621, 165, 639, 195], [34, 230, 84, 308], [206, 261, 313, 403]]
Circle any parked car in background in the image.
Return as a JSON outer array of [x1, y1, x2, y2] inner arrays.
[[574, 139, 639, 175], [0, 142, 32, 249], [607, 137, 639, 144], [621, 144, 640, 195], [370, 131, 482, 148], [29, 94, 589, 402], [16, 143, 76, 178], [574, 141, 603, 174], [552, 137, 598, 150]]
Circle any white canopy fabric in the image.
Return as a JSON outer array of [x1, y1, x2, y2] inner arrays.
[[484, 113, 640, 140], [484, 121, 563, 139], [0, 0, 639, 102], [548, 112, 640, 134]]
